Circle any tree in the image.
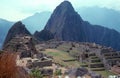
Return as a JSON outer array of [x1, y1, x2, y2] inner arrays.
[[31, 69, 43, 78], [0, 52, 31, 78], [54, 69, 62, 76]]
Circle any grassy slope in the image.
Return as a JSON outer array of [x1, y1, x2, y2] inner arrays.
[[45, 49, 80, 67], [95, 70, 117, 78]]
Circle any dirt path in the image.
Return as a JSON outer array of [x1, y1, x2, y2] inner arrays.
[[45, 49, 60, 52]]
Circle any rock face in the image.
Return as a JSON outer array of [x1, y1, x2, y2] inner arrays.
[[45, 1, 83, 40], [3, 35, 37, 55], [36, 1, 120, 50], [34, 30, 54, 41], [3, 21, 31, 47]]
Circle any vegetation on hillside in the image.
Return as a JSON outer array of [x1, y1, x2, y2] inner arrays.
[[30, 69, 43, 78], [0, 52, 31, 78]]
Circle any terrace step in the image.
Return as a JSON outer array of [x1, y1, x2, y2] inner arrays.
[[91, 68, 105, 71]]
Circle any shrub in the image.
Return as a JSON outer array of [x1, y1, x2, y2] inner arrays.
[[30, 69, 43, 78], [0, 52, 31, 78], [54, 69, 62, 76]]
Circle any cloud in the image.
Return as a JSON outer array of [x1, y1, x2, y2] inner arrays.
[[0, 0, 120, 21], [68, 0, 120, 10]]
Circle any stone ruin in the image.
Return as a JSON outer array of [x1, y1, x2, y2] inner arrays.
[[3, 35, 37, 58], [40, 41, 120, 75], [65, 67, 102, 78]]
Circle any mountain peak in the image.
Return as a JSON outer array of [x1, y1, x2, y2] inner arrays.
[[3, 21, 31, 47], [44, 0, 82, 36], [56, 1, 75, 13], [60, 1, 72, 7], [14, 21, 22, 25], [11, 21, 25, 29]]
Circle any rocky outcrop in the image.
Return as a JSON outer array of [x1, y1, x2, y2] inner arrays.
[[3, 21, 31, 47], [34, 30, 54, 41], [3, 35, 38, 55], [3, 21, 38, 57]]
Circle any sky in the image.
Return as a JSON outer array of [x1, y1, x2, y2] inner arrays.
[[0, 0, 120, 21]]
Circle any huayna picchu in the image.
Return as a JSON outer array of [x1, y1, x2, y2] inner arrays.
[[35, 1, 120, 51]]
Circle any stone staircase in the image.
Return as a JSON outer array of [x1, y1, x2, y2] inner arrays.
[[80, 53, 105, 71], [100, 51, 120, 70], [88, 53, 105, 71]]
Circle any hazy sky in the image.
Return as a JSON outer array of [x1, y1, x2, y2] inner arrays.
[[0, 0, 120, 21]]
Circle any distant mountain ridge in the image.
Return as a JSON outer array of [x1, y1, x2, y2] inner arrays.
[[77, 7, 120, 32], [0, 19, 13, 49], [0, 12, 51, 49], [35, 1, 120, 50], [22, 11, 51, 33]]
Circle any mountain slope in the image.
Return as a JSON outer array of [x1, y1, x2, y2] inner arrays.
[[35, 1, 120, 50], [0, 19, 13, 49], [34, 30, 54, 41], [22, 11, 51, 33], [77, 7, 120, 32]]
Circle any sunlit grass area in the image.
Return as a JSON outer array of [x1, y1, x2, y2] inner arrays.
[[95, 70, 117, 78], [45, 49, 80, 67]]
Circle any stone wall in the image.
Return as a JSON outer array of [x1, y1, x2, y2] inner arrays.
[[32, 60, 52, 68]]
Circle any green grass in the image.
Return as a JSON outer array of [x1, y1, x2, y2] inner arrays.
[[95, 70, 117, 78], [90, 62, 103, 64], [90, 56, 99, 59], [0, 50, 4, 54], [44, 49, 80, 67], [46, 52, 60, 56], [57, 44, 71, 51], [91, 58, 100, 60]]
